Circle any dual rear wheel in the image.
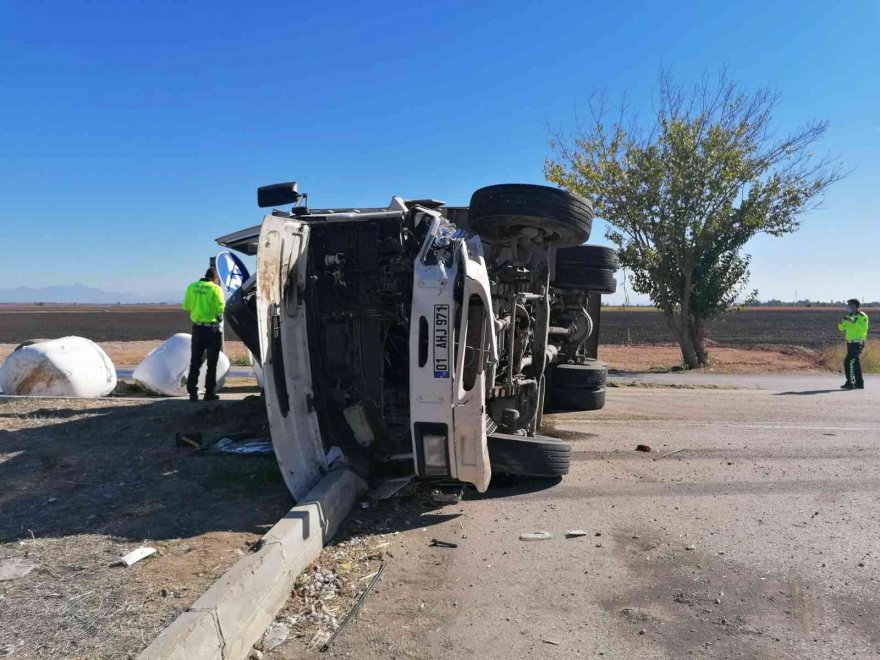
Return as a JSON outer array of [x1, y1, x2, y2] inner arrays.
[[468, 184, 612, 480]]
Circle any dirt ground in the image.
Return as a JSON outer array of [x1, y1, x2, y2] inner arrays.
[[600, 343, 826, 374], [0, 395, 291, 659]]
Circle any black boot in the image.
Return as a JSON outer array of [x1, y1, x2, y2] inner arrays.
[[203, 392, 220, 401]]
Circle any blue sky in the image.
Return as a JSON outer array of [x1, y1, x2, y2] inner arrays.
[[0, 0, 877, 303]]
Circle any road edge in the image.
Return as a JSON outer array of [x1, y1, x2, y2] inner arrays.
[[137, 468, 367, 660]]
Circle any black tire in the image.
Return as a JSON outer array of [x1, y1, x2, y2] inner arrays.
[[469, 184, 592, 247], [548, 363, 608, 411], [553, 265, 617, 293], [552, 362, 607, 389], [552, 387, 605, 411], [556, 245, 620, 270], [488, 433, 571, 477]]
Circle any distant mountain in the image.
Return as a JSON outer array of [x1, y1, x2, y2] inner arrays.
[[0, 284, 180, 304]]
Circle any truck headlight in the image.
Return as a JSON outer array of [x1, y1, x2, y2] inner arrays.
[[414, 423, 450, 477], [423, 434, 448, 474]]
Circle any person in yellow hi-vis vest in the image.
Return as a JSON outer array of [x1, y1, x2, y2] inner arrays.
[[182, 268, 226, 401], [838, 298, 869, 390]]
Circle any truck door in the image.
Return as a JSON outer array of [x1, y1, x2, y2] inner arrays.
[[257, 214, 328, 501]]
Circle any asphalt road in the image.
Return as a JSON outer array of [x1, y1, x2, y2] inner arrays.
[[324, 376, 880, 659], [608, 371, 875, 392]]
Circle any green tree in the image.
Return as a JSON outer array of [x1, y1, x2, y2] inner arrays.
[[546, 72, 843, 368]]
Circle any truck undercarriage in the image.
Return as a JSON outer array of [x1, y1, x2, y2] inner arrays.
[[217, 183, 619, 500]]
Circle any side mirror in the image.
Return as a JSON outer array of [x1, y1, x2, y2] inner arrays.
[[257, 182, 301, 208]]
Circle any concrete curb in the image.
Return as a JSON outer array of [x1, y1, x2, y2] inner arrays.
[[138, 468, 367, 660]]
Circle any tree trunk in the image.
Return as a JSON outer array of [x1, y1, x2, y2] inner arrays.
[[663, 310, 701, 369], [691, 317, 709, 366], [678, 328, 701, 369]]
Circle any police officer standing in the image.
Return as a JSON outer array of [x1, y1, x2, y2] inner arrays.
[[838, 298, 869, 390], [182, 267, 226, 401]]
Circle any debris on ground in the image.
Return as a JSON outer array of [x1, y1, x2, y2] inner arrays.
[[318, 563, 387, 652], [276, 532, 395, 651], [0, 558, 38, 581], [654, 448, 686, 460], [175, 432, 203, 449], [207, 433, 273, 455], [110, 379, 152, 397], [519, 531, 553, 541], [172, 396, 271, 454], [429, 538, 458, 548], [635, 444, 652, 452], [260, 621, 290, 651], [565, 530, 588, 538], [366, 476, 414, 500], [113, 547, 156, 567], [431, 488, 463, 505]]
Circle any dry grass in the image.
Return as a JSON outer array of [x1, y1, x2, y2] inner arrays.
[[818, 343, 880, 374], [0, 396, 291, 659]]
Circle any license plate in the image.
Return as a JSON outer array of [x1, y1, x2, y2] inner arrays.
[[433, 304, 450, 378]]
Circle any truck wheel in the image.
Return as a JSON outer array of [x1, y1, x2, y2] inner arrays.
[[468, 184, 592, 247], [549, 362, 608, 411], [553, 266, 617, 293], [553, 245, 618, 293], [556, 245, 620, 270], [488, 432, 571, 477], [552, 386, 606, 411]]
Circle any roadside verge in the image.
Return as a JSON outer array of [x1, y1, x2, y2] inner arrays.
[[138, 468, 367, 660]]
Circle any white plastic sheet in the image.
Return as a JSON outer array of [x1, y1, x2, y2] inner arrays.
[[133, 333, 230, 397], [0, 337, 117, 397]]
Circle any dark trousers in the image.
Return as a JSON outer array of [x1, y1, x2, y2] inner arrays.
[[187, 325, 222, 395], [844, 341, 864, 388]]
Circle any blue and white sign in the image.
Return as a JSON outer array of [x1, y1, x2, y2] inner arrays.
[[215, 250, 250, 297]]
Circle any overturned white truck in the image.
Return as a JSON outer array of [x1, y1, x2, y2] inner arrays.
[[217, 183, 618, 500]]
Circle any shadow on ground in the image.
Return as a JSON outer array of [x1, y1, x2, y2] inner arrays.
[[0, 396, 292, 543]]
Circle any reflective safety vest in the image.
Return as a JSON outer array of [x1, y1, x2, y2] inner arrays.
[[182, 279, 225, 324], [838, 311, 869, 342]]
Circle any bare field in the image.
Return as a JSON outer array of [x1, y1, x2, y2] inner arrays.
[[1, 305, 873, 351], [601, 307, 879, 349], [0, 305, 240, 343]]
